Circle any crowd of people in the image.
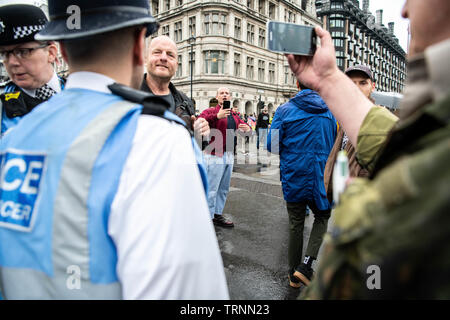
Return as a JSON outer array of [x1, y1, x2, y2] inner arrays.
[[0, 0, 449, 300]]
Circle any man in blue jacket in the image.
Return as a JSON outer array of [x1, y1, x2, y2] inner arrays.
[[267, 81, 336, 288]]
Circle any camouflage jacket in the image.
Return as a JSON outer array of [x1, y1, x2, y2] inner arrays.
[[301, 91, 450, 299]]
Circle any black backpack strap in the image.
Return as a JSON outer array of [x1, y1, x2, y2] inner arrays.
[[108, 83, 169, 116]]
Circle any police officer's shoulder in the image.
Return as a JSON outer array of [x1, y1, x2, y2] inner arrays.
[[1, 80, 16, 93], [108, 83, 193, 135], [108, 83, 169, 116]]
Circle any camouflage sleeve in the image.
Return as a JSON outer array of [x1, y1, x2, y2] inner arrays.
[[356, 106, 398, 173], [301, 135, 450, 299]]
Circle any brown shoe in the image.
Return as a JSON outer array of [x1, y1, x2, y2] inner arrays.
[[293, 264, 314, 286], [213, 214, 234, 228], [288, 273, 301, 288]]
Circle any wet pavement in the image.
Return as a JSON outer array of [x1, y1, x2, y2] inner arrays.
[[214, 135, 334, 300]]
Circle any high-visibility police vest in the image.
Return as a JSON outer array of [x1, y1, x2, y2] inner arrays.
[[0, 78, 66, 135], [0, 87, 207, 299]]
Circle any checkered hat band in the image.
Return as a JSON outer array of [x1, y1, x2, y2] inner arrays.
[[13, 25, 45, 39]]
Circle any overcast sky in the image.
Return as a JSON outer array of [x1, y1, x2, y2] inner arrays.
[[368, 0, 409, 52]]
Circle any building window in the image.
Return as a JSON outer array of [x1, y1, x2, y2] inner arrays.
[[258, 28, 265, 48], [152, 0, 159, 15], [234, 18, 241, 39], [247, 0, 254, 10], [330, 1, 343, 9], [176, 55, 182, 77], [164, 0, 170, 11], [333, 38, 344, 48], [330, 19, 344, 28], [174, 21, 182, 42], [162, 25, 170, 37], [247, 23, 255, 44], [246, 57, 254, 80], [258, 60, 265, 82], [285, 9, 295, 23], [349, 23, 355, 35], [189, 16, 196, 37], [337, 58, 344, 68], [332, 31, 345, 38], [348, 42, 354, 53], [301, 0, 308, 11], [269, 63, 275, 83], [269, 2, 276, 19], [204, 13, 227, 36], [284, 65, 290, 84], [176, 0, 183, 6], [204, 51, 225, 74], [259, 0, 266, 15], [234, 53, 241, 77]]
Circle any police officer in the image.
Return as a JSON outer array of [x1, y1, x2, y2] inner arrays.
[[0, 4, 65, 135], [286, 0, 450, 299], [0, 0, 228, 300]]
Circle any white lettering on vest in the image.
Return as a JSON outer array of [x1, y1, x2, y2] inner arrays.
[[1, 158, 26, 191], [20, 161, 43, 195], [0, 200, 32, 221]]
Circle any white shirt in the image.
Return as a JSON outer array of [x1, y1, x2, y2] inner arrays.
[[66, 72, 229, 300]]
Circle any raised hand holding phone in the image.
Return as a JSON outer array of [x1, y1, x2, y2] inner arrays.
[[222, 100, 231, 109], [217, 101, 231, 119], [267, 21, 317, 56]]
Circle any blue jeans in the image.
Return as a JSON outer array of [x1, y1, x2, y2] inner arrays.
[[204, 152, 234, 218], [257, 128, 268, 149]]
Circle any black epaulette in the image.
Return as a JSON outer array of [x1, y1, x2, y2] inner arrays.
[[108, 83, 193, 136]]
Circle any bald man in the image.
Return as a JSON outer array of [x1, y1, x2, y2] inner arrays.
[[141, 35, 209, 136], [199, 87, 251, 227]]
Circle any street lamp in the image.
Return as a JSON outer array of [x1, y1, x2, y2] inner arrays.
[[188, 35, 196, 101]]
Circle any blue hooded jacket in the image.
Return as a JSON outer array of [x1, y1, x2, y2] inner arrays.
[[267, 89, 337, 210]]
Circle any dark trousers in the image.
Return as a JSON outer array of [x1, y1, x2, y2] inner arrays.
[[286, 201, 331, 272]]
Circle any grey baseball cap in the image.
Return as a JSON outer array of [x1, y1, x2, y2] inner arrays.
[[345, 65, 373, 81]]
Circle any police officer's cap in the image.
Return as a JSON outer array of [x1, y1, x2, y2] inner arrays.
[[0, 4, 48, 46], [36, 0, 159, 41]]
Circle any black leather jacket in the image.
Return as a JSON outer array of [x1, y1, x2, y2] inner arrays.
[[140, 74, 195, 129]]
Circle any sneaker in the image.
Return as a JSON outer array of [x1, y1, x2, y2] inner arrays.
[[293, 264, 314, 286], [288, 272, 301, 289], [213, 214, 234, 228]]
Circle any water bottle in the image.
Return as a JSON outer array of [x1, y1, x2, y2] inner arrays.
[[333, 150, 349, 205]]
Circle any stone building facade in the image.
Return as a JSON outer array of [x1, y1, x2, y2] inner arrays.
[[316, 0, 407, 93], [150, 0, 321, 114]]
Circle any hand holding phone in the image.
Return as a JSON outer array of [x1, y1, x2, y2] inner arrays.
[[222, 100, 231, 109], [217, 101, 231, 119], [267, 21, 316, 56]]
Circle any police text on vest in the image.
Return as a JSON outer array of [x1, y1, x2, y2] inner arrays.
[[0, 151, 46, 231]]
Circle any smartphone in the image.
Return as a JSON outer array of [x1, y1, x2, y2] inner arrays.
[[223, 100, 231, 109], [267, 21, 316, 56]]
